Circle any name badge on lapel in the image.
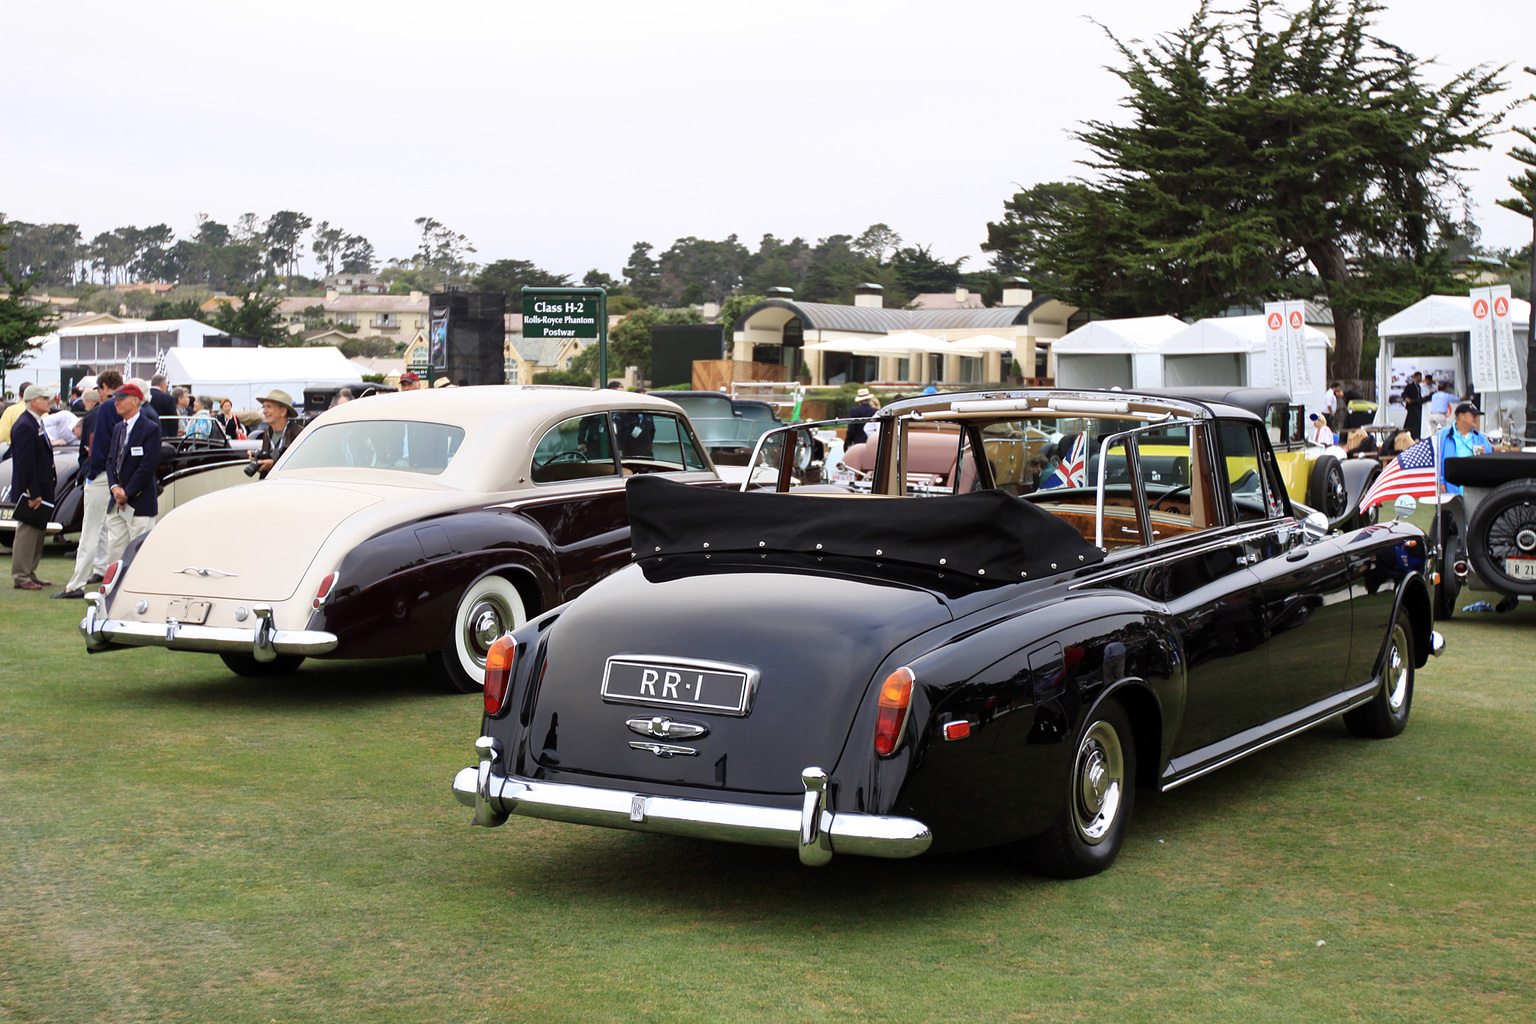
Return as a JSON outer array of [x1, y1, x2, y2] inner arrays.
[[130, 446, 144, 456]]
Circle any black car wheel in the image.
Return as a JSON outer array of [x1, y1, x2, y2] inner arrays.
[[1311, 455, 1349, 525], [1432, 514, 1460, 621], [1464, 480, 1536, 597], [427, 574, 526, 693], [1344, 616, 1414, 739], [220, 652, 305, 676], [1024, 698, 1136, 878]]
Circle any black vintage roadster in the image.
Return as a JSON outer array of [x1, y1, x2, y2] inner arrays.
[[453, 389, 1444, 876]]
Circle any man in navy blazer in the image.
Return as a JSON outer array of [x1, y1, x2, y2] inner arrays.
[[103, 381, 162, 565], [9, 384, 57, 590]]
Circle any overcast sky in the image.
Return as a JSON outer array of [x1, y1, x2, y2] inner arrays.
[[3, 0, 1530, 283]]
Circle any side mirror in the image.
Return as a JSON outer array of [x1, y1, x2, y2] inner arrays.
[[1393, 495, 1417, 519], [1302, 510, 1329, 541]]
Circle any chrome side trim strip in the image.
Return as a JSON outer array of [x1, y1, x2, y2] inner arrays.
[[451, 744, 932, 863], [1068, 524, 1293, 590], [1161, 679, 1379, 791]]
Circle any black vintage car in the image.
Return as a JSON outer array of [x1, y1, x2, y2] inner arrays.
[[453, 389, 1444, 876], [1435, 451, 1536, 615]]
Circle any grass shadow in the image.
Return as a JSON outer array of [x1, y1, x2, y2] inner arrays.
[[120, 654, 463, 712]]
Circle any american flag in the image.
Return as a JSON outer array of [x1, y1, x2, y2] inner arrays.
[[1358, 437, 1438, 514], [1043, 433, 1089, 489]]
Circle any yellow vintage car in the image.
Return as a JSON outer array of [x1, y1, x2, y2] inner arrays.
[[1146, 387, 1381, 529]]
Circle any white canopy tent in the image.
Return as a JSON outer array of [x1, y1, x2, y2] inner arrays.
[[941, 333, 1020, 357], [163, 346, 363, 412], [1160, 315, 1331, 415], [1052, 316, 1188, 390], [1375, 294, 1531, 437], [803, 331, 933, 354]]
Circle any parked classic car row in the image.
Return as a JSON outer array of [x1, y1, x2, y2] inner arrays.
[[454, 388, 1443, 876]]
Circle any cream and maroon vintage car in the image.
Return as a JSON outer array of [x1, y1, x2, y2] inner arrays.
[[81, 387, 721, 691]]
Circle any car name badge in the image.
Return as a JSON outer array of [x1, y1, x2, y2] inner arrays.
[[167, 598, 212, 625], [601, 656, 757, 716]]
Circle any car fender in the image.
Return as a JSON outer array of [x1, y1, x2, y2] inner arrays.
[[850, 597, 1183, 852], [1384, 571, 1433, 670], [1340, 458, 1380, 516], [318, 509, 561, 660]]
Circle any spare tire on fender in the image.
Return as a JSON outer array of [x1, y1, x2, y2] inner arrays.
[[1464, 479, 1536, 597]]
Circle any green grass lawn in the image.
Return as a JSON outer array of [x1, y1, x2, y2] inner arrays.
[[3, 550, 1534, 1023]]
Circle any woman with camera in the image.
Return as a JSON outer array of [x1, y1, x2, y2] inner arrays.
[[249, 390, 303, 479]]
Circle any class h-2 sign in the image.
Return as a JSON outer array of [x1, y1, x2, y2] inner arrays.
[[522, 294, 600, 339]]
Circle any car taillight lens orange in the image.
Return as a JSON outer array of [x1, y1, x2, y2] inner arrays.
[[312, 571, 339, 610], [483, 636, 515, 717], [874, 667, 914, 757]]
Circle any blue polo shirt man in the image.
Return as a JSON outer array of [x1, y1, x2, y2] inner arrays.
[[1438, 402, 1491, 496]]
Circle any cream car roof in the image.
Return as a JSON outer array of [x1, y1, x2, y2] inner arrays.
[[274, 385, 700, 494]]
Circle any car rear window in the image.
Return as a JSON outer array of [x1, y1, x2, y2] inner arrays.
[[279, 420, 466, 475]]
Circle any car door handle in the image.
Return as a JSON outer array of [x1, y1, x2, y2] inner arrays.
[[1286, 549, 1310, 562]]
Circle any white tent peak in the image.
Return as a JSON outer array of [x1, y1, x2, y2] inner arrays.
[[1377, 294, 1533, 338], [1055, 315, 1188, 352]]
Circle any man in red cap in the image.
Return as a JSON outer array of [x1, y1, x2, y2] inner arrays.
[[399, 371, 423, 391], [102, 381, 162, 565]]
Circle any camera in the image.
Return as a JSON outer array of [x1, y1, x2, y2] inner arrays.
[[244, 461, 261, 477]]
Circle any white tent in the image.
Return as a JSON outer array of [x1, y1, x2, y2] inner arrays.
[[1161, 315, 1331, 414], [1052, 316, 1187, 390], [803, 331, 937, 354], [942, 333, 1020, 356], [163, 346, 363, 412], [7, 337, 61, 396], [1375, 294, 1531, 437]]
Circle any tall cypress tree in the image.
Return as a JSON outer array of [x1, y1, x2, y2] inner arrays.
[[985, 0, 1506, 379], [1495, 66, 1536, 432]]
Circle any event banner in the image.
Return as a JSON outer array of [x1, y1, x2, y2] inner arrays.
[[1263, 301, 1309, 395], [1282, 301, 1312, 393], [1263, 303, 1292, 395], [1489, 284, 1523, 393], [1467, 286, 1521, 393]]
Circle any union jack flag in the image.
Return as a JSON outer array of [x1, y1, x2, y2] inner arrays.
[[1042, 433, 1089, 489], [1358, 437, 1438, 514]]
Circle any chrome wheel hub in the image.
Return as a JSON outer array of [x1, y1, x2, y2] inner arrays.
[[1073, 721, 1124, 844], [1386, 626, 1409, 714], [466, 599, 507, 664]]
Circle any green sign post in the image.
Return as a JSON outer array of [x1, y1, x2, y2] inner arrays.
[[521, 287, 608, 385]]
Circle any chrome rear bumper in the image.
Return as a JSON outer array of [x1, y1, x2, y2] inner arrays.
[[80, 593, 337, 660], [453, 736, 932, 866]]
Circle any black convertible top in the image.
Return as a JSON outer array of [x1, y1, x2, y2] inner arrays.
[[626, 476, 1106, 582], [1444, 452, 1536, 488]]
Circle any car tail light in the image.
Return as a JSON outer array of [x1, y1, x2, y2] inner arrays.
[[483, 636, 515, 717], [312, 571, 340, 610], [99, 560, 123, 594], [874, 667, 914, 757]]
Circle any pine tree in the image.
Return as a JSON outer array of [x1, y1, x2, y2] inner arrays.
[[984, 0, 1506, 378]]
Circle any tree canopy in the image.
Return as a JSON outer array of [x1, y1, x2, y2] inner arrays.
[[983, 0, 1507, 377], [471, 259, 571, 297], [0, 222, 56, 386]]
